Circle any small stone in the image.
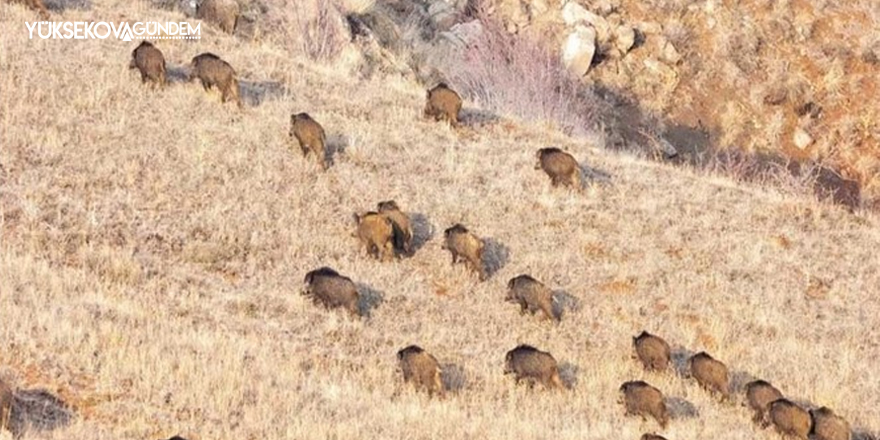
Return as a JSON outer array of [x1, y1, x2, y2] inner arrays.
[[793, 127, 813, 150], [660, 39, 681, 64], [614, 25, 636, 54], [562, 25, 597, 76]]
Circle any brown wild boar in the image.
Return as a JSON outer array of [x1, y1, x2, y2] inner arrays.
[[424, 83, 462, 127], [619, 380, 669, 429], [504, 345, 564, 389], [397, 345, 444, 396], [377, 200, 413, 256], [129, 41, 166, 88], [632, 331, 671, 371], [10, 0, 49, 18], [189, 53, 241, 107], [745, 380, 784, 427], [289, 113, 328, 169], [354, 212, 395, 262], [535, 148, 581, 188], [506, 275, 558, 321], [769, 398, 811, 439], [0, 378, 12, 432], [442, 224, 485, 280], [196, 0, 239, 33], [640, 435, 668, 440], [687, 352, 730, 401], [810, 407, 851, 440], [302, 267, 360, 316]]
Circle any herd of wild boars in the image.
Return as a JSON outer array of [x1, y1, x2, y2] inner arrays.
[[6, 34, 848, 439], [623, 332, 854, 440]]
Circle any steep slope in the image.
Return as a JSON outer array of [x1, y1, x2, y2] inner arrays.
[[1, 2, 879, 440]]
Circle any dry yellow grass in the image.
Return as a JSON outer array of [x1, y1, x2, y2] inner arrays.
[[1, 1, 880, 439]]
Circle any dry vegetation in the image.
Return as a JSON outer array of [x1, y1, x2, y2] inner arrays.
[[1, 1, 880, 439], [572, 0, 880, 206]]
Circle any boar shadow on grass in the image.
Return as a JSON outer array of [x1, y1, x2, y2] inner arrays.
[[45, 0, 91, 11], [551, 290, 580, 320], [558, 361, 578, 389], [166, 65, 190, 84], [671, 346, 695, 378], [9, 389, 73, 437], [580, 164, 613, 187], [409, 213, 434, 254], [325, 133, 349, 167], [854, 429, 880, 440], [459, 108, 500, 128], [356, 283, 384, 318], [482, 237, 509, 280], [150, 0, 196, 16], [440, 363, 467, 393], [240, 80, 289, 107], [730, 370, 758, 395], [666, 396, 699, 419]]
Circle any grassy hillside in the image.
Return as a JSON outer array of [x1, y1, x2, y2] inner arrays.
[[1, 1, 879, 439]]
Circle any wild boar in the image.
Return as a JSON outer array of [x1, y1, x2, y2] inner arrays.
[[506, 274, 558, 321], [189, 53, 241, 107], [619, 380, 669, 429], [424, 83, 462, 127], [289, 113, 328, 169], [535, 148, 580, 188], [377, 200, 413, 256], [397, 345, 444, 396], [504, 345, 564, 389], [687, 352, 730, 401], [769, 398, 811, 439], [302, 267, 360, 316], [0, 378, 12, 432], [196, 0, 239, 33], [129, 41, 166, 88], [632, 331, 671, 372], [10, 0, 49, 18], [442, 224, 485, 280], [745, 380, 784, 427], [354, 212, 395, 262], [810, 407, 851, 440]]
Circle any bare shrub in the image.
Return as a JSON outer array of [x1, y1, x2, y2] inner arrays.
[[261, 0, 347, 62], [298, 0, 346, 62], [438, 17, 604, 136]]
